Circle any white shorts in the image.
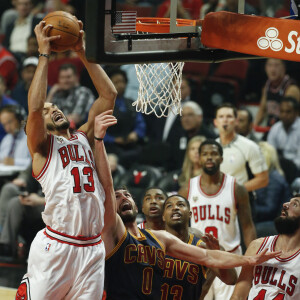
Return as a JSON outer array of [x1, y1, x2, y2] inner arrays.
[[16, 227, 105, 300], [204, 246, 242, 300]]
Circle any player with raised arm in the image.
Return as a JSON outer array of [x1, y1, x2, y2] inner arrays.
[[231, 195, 300, 300], [98, 135, 280, 298], [15, 20, 117, 300]]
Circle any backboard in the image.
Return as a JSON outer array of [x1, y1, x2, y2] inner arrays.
[[85, 0, 254, 64]]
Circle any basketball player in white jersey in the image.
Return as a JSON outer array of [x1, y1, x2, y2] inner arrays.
[[231, 195, 300, 300], [188, 139, 256, 300], [15, 21, 117, 300]]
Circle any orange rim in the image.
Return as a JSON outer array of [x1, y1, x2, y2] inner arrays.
[[136, 17, 197, 33]]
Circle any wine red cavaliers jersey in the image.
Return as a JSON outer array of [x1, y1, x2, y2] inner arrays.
[[34, 131, 105, 237], [248, 235, 300, 300], [188, 174, 241, 252]]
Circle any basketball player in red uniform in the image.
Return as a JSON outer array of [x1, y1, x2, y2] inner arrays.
[[15, 20, 117, 299], [231, 195, 300, 299]]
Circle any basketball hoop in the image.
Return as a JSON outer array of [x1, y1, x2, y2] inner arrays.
[[134, 17, 190, 118], [134, 62, 184, 118]]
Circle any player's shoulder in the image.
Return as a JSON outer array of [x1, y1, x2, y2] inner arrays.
[[246, 237, 267, 255], [236, 134, 258, 148]]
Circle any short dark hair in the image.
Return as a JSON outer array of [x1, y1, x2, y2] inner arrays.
[[0, 105, 23, 122], [59, 63, 78, 75], [215, 103, 237, 118], [143, 187, 168, 199], [238, 106, 253, 123], [198, 139, 223, 157], [280, 97, 300, 111], [163, 194, 190, 211], [106, 67, 128, 84]]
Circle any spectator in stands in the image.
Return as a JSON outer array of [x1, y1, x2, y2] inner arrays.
[[178, 135, 206, 193], [156, 0, 203, 19], [104, 67, 146, 168], [200, 0, 225, 19], [267, 97, 300, 171], [3, 0, 42, 62], [0, 165, 44, 260], [0, 43, 18, 92], [0, 105, 30, 167], [254, 141, 291, 237], [49, 51, 85, 87], [46, 63, 95, 128], [0, 1, 18, 35], [254, 58, 300, 127], [236, 107, 259, 143], [215, 103, 268, 192], [0, 77, 19, 142], [224, 0, 257, 14], [167, 101, 216, 170], [11, 56, 38, 113], [26, 34, 38, 58]]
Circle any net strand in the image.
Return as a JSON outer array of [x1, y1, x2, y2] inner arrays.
[[134, 62, 185, 118]]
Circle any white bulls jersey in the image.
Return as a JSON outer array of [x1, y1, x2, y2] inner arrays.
[[34, 131, 105, 237], [188, 174, 241, 252], [248, 235, 300, 300]]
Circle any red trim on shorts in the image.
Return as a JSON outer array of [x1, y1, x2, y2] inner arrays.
[[46, 226, 101, 241], [34, 135, 54, 180], [44, 230, 102, 247]]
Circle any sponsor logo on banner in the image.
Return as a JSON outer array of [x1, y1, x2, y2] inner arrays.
[[257, 26, 300, 54], [257, 27, 283, 51]]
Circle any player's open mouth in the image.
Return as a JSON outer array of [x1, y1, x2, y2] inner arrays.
[[223, 125, 228, 130], [171, 212, 181, 220], [53, 113, 64, 122], [121, 202, 132, 212], [150, 207, 159, 213]]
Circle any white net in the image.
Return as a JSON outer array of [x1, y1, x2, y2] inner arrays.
[[134, 62, 185, 118]]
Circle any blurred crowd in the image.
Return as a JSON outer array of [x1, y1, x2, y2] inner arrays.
[[0, 0, 300, 262]]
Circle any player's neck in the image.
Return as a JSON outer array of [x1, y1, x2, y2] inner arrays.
[[145, 218, 165, 230], [166, 226, 189, 243], [277, 231, 300, 254], [201, 171, 223, 185], [126, 221, 141, 237], [219, 131, 236, 146], [51, 129, 71, 139]]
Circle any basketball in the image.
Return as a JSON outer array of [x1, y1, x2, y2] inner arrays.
[[43, 11, 80, 52]]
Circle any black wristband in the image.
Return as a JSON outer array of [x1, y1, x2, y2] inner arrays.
[[39, 53, 50, 59], [94, 136, 104, 141]]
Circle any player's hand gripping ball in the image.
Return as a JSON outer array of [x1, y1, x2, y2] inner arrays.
[[43, 11, 80, 52]]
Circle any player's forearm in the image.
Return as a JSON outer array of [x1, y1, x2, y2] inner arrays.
[[77, 50, 117, 100], [94, 140, 114, 192], [244, 171, 269, 191], [28, 56, 49, 112]]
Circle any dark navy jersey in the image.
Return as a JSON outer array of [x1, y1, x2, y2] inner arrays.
[[162, 234, 207, 300], [105, 228, 165, 300]]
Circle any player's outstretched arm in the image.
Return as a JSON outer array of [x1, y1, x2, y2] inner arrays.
[[200, 233, 237, 285], [93, 110, 125, 253], [230, 238, 264, 300], [75, 21, 117, 144], [153, 230, 281, 269], [27, 21, 60, 157]]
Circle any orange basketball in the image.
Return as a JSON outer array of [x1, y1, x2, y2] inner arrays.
[[43, 11, 80, 52]]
